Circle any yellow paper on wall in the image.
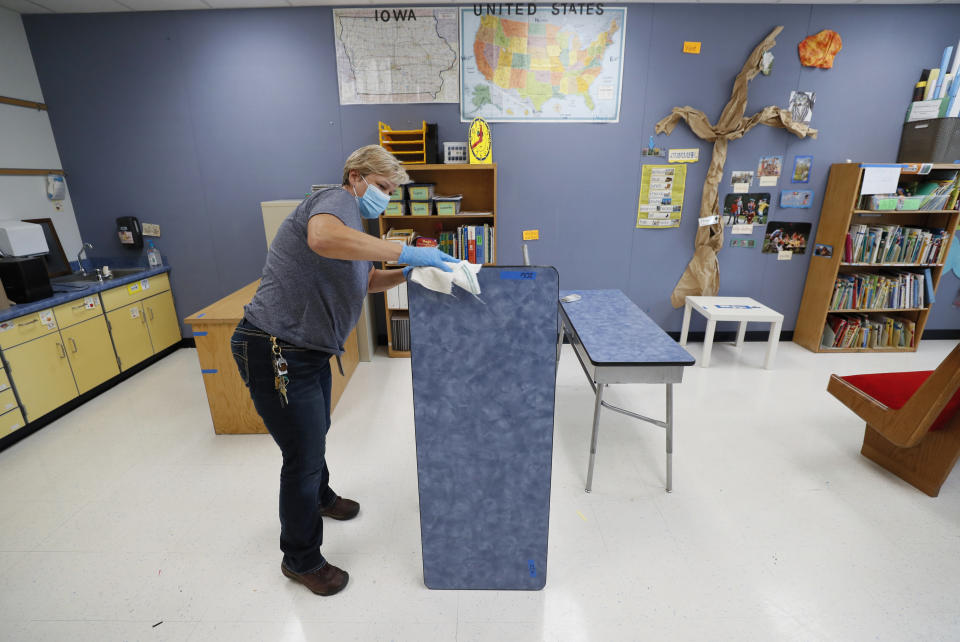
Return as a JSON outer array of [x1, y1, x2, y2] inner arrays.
[[683, 41, 701, 54], [523, 230, 540, 241]]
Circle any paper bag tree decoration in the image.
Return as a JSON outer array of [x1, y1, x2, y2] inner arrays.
[[798, 29, 842, 69], [654, 26, 818, 309]]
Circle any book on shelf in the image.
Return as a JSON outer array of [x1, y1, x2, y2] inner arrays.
[[821, 313, 916, 349], [829, 271, 926, 310], [389, 225, 494, 265], [843, 224, 950, 265]]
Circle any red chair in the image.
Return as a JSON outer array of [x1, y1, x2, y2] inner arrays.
[[827, 342, 960, 496]]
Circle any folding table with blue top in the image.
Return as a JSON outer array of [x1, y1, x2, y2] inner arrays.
[[557, 289, 695, 493], [409, 266, 558, 590]]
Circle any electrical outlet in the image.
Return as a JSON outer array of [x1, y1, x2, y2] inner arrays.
[[142, 223, 161, 237]]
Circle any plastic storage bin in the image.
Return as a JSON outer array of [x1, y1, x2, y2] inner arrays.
[[409, 201, 432, 216], [433, 195, 462, 216], [385, 201, 406, 216], [897, 117, 960, 163], [406, 183, 435, 201], [866, 195, 899, 210]]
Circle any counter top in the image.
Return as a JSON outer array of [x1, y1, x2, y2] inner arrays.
[[0, 266, 171, 323], [185, 280, 259, 324]]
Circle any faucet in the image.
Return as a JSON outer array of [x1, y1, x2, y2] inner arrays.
[[77, 242, 93, 276]]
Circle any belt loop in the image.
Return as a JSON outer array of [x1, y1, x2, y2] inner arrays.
[[336, 355, 344, 377]]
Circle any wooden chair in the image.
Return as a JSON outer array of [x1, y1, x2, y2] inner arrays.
[[827, 342, 960, 496]]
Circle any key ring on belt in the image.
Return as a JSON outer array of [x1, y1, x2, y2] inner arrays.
[[271, 336, 289, 407]]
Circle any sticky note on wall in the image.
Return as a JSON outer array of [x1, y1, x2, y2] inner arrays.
[[683, 41, 701, 54], [523, 230, 540, 241]]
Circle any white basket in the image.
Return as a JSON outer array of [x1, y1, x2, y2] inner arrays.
[[443, 142, 468, 164]]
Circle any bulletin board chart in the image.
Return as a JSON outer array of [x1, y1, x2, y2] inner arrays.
[[636, 164, 686, 229]]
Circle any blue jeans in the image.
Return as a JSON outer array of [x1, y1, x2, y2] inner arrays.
[[231, 319, 338, 573]]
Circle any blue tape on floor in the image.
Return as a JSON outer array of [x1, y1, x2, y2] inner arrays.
[[193, 331, 208, 336], [201, 369, 217, 374], [197, 313, 206, 317]]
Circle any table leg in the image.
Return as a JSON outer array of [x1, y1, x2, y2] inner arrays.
[[735, 320, 747, 349], [679, 301, 692, 346], [765, 318, 783, 369], [701, 319, 716, 367], [556, 317, 564, 367], [585, 382, 605, 493], [665, 383, 673, 493]]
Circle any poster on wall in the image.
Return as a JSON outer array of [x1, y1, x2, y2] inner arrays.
[[792, 155, 813, 183], [459, 6, 627, 122], [636, 165, 686, 228], [756, 155, 783, 186], [333, 8, 460, 104]]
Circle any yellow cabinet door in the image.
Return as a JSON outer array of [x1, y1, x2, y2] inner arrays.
[[143, 290, 181, 352], [4, 333, 78, 422], [106, 302, 153, 372], [62, 315, 120, 394]]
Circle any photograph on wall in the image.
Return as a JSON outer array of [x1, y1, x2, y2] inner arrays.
[[722, 192, 771, 225], [731, 170, 754, 192], [780, 189, 813, 208], [730, 239, 757, 248], [756, 155, 783, 186], [792, 155, 813, 183], [813, 243, 833, 257], [762, 221, 812, 254], [789, 91, 815, 123]]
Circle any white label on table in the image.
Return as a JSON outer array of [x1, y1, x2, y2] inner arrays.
[[0, 322, 12, 334], [130, 307, 140, 319], [140, 279, 150, 290], [778, 250, 793, 261], [698, 215, 719, 227], [731, 224, 753, 235], [84, 297, 97, 309]]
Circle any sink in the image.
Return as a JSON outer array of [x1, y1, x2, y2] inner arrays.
[[51, 267, 147, 286], [108, 267, 146, 277]]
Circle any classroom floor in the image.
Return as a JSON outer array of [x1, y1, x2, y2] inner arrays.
[[0, 339, 958, 641]]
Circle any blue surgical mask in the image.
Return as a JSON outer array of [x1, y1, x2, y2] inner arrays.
[[353, 176, 390, 219]]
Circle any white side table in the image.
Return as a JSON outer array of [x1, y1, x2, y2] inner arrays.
[[679, 296, 784, 369]]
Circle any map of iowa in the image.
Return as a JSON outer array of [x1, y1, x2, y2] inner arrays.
[[473, 15, 620, 112]]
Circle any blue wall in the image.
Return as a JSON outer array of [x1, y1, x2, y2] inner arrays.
[[23, 4, 960, 338]]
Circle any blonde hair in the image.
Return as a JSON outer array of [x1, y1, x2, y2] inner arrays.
[[342, 145, 409, 186]]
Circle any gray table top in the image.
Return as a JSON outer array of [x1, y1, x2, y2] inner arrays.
[[560, 289, 695, 367]]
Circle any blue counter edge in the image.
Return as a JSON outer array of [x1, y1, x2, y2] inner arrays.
[[0, 266, 171, 324]]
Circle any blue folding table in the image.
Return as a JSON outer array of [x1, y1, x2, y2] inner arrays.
[[557, 290, 695, 493], [409, 266, 559, 590]]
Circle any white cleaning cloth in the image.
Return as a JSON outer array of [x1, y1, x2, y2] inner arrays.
[[409, 261, 482, 296]]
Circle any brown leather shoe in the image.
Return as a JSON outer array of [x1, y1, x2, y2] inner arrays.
[[281, 562, 349, 596], [320, 496, 360, 521]]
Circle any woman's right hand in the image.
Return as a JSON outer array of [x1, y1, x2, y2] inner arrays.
[[398, 246, 458, 272]]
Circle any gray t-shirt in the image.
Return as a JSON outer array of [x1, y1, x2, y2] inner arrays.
[[244, 187, 371, 354]]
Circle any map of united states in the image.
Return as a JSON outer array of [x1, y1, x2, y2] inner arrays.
[[472, 15, 620, 113]]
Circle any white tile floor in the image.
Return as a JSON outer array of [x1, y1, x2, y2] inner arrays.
[[0, 340, 958, 641]]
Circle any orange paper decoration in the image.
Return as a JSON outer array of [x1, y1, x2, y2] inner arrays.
[[798, 30, 842, 69]]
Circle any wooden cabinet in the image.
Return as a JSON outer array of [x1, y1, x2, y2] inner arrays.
[[0, 408, 25, 438], [61, 316, 120, 394], [794, 163, 959, 353], [102, 277, 180, 371], [143, 290, 181, 352], [378, 163, 498, 357], [4, 332, 78, 421], [107, 302, 153, 372], [185, 280, 360, 435]]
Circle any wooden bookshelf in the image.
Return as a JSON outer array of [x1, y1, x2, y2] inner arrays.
[[794, 163, 959, 353], [378, 163, 497, 358]]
